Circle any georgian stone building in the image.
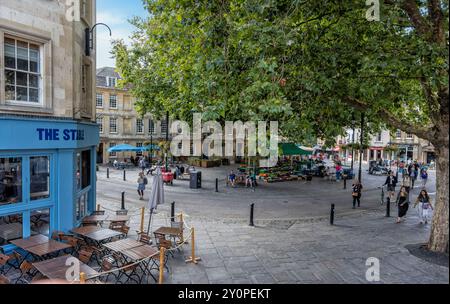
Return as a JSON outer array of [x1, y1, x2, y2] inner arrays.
[[0, 0, 99, 236], [95, 67, 169, 164]]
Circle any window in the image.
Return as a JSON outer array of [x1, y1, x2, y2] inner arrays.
[[97, 117, 103, 133], [76, 151, 91, 191], [75, 192, 88, 222], [395, 130, 402, 139], [149, 119, 156, 134], [375, 132, 382, 142], [30, 208, 50, 236], [406, 133, 414, 139], [0, 213, 23, 243], [30, 156, 50, 201], [109, 117, 117, 133], [161, 119, 168, 135], [109, 143, 116, 157], [96, 93, 103, 107], [0, 157, 22, 206], [107, 77, 117, 88], [109, 94, 117, 109], [136, 142, 143, 157], [4, 36, 41, 104], [136, 119, 144, 134]]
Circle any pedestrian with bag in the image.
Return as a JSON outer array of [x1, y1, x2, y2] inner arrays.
[[420, 169, 428, 188], [383, 171, 398, 205], [351, 179, 363, 209], [414, 190, 433, 225], [137, 172, 147, 200]]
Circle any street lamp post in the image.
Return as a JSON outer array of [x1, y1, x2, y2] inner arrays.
[[350, 113, 355, 172], [165, 111, 169, 172], [358, 113, 365, 182]]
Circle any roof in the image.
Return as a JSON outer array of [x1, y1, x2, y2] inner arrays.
[[96, 67, 122, 88]]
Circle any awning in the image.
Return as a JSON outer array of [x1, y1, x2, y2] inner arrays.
[[279, 143, 313, 156], [107, 144, 141, 152], [139, 144, 161, 152]]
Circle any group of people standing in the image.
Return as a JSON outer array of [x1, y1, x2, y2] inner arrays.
[[351, 167, 433, 225]]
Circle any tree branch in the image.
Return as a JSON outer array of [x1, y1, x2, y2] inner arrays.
[[428, 0, 445, 44], [344, 96, 435, 141], [401, 0, 433, 42]]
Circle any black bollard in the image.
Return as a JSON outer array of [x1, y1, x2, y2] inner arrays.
[[249, 203, 255, 227], [171, 202, 175, 222], [123, 170, 126, 181], [107, 167, 110, 179], [343, 175, 347, 190], [121, 192, 125, 210], [386, 197, 391, 217], [330, 204, 335, 225], [215, 178, 219, 192]]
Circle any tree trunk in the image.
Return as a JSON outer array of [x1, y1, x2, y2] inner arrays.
[[427, 143, 449, 253]]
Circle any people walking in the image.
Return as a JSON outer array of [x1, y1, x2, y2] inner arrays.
[[414, 190, 433, 225], [383, 171, 398, 205], [420, 169, 428, 188], [396, 186, 409, 223], [137, 172, 147, 200], [351, 179, 363, 209]]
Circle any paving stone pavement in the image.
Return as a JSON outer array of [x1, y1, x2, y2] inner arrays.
[[97, 199, 448, 284]]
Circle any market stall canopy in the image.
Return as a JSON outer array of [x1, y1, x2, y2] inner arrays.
[[279, 143, 313, 156], [140, 144, 161, 151], [107, 144, 141, 152]]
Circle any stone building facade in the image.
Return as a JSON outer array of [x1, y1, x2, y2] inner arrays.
[[96, 67, 169, 164], [0, 0, 99, 236]]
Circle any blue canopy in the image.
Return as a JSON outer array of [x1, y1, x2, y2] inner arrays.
[[107, 144, 141, 152], [139, 144, 160, 151]]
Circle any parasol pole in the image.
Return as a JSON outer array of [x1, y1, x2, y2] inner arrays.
[[146, 207, 154, 235]]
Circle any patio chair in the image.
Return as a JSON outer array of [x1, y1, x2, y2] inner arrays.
[[170, 221, 184, 249], [0, 274, 10, 284], [60, 235, 84, 255], [51, 231, 65, 241], [116, 210, 128, 216], [96, 255, 119, 283], [119, 225, 130, 238], [15, 261, 37, 284], [0, 253, 10, 275], [78, 249, 93, 265], [91, 210, 106, 216], [154, 236, 172, 272], [109, 222, 124, 231], [137, 232, 152, 245], [117, 262, 141, 284]]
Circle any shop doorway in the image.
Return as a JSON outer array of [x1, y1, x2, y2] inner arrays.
[[97, 143, 104, 164]]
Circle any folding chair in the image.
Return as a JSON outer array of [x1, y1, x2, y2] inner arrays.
[[116, 210, 128, 215]]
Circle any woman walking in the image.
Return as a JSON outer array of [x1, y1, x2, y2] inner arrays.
[[414, 190, 434, 225], [420, 169, 428, 188], [351, 179, 363, 209], [396, 186, 409, 223], [137, 172, 147, 200]]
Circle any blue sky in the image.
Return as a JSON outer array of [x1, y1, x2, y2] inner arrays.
[[96, 0, 148, 69]]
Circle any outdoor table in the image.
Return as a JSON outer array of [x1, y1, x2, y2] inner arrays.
[[25, 239, 72, 260], [81, 215, 109, 225], [121, 245, 159, 283], [32, 255, 99, 283], [10, 234, 49, 250], [107, 215, 130, 224], [153, 227, 182, 238], [71, 225, 103, 237], [103, 238, 143, 253], [85, 228, 123, 246], [0, 223, 23, 242]]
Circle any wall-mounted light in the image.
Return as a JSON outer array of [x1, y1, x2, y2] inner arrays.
[[85, 23, 112, 56]]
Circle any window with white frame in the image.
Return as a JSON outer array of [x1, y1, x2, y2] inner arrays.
[[149, 119, 155, 134], [109, 117, 117, 133], [107, 77, 117, 88], [96, 117, 103, 133], [375, 132, 382, 142], [96, 93, 103, 107], [4, 36, 42, 104], [395, 130, 402, 138], [136, 118, 144, 134], [406, 133, 414, 139], [109, 94, 117, 109], [109, 142, 116, 157]]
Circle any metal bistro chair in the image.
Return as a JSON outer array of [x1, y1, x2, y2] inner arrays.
[[15, 260, 38, 284], [170, 221, 184, 250], [91, 210, 106, 216], [116, 210, 128, 216], [154, 236, 172, 272], [137, 232, 152, 245]]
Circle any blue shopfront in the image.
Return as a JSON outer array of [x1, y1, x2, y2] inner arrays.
[[0, 115, 99, 244]]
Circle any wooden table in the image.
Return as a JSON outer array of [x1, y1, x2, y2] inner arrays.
[[25, 240, 72, 259], [87, 229, 123, 243], [153, 227, 182, 238], [0, 223, 23, 241], [107, 215, 130, 223], [103, 238, 143, 252], [81, 215, 108, 225], [121, 245, 158, 261], [71, 226, 102, 237], [32, 255, 99, 282], [10, 234, 49, 250]]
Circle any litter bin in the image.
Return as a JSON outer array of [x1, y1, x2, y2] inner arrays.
[[190, 171, 202, 189]]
